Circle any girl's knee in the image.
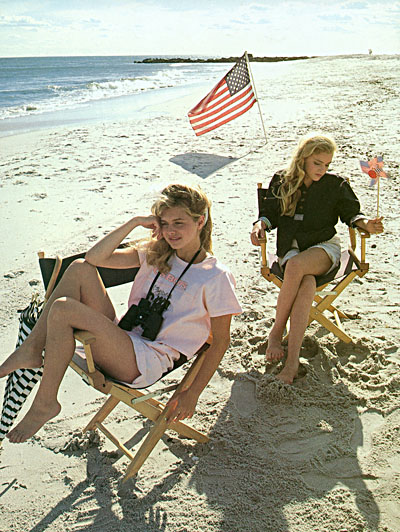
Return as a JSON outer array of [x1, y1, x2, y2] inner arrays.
[[284, 256, 304, 277], [301, 274, 316, 290], [48, 297, 76, 324], [65, 258, 96, 279]]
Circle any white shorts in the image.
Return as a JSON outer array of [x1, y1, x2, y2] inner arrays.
[[124, 329, 182, 388], [74, 319, 183, 389], [279, 235, 341, 274]]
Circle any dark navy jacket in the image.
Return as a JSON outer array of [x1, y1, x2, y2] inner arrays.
[[257, 171, 363, 257]]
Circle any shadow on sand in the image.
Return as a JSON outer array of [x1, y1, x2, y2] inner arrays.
[[21, 327, 391, 532], [169, 152, 238, 178]]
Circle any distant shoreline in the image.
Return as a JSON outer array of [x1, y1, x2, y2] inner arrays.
[[135, 55, 315, 64]]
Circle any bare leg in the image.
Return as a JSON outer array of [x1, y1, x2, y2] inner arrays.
[[266, 258, 307, 362], [0, 259, 114, 377], [267, 248, 332, 366], [276, 275, 316, 384], [7, 295, 139, 443]]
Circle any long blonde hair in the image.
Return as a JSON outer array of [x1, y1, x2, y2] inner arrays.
[[146, 183, 212, 273], [277, 134, 337, 216]]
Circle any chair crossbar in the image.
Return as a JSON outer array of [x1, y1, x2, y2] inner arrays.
[[95, 421, 136, 461], [130, 383, 179, 405], [315, 290, 337, 296]]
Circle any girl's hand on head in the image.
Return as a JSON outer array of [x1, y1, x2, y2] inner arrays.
[[136, 215, 161, 238], [250, 221, 265, 246], [365, 216, 384, 234]]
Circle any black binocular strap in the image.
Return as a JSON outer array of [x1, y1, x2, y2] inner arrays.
[[145, 247, 202, 302]]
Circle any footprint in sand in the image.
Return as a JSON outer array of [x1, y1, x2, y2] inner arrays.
[[231, 377, 258, 417], [277, 432, 332, 461]]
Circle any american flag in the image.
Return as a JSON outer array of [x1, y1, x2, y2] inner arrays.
[[188, 54, 257, 136]]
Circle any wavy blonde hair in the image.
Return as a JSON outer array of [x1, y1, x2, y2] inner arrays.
[[146, 183, 212, 273], [277, 134, 337, 216]]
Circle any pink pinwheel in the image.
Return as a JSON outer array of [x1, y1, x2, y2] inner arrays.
[[359, 156, 388, 216], [360, 156, 387, 186]]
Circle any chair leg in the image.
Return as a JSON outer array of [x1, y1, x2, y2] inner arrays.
[[123, 408, 173, 481], [327, 304, 348, 319], [95, 420, 136, 461], [314, 271, 358, 315], [128, 392, 210, 442], [314, 294, 349, 319], [123, 361, 210, 481], [308, 307, 352, 343], [169, 419, 210, 443], [84, 395, 120, 432]]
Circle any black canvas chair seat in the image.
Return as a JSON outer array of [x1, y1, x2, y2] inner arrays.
[[269, 249, 356, 287]]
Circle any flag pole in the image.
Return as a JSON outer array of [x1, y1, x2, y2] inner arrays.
[[245, 51, 268, 145]]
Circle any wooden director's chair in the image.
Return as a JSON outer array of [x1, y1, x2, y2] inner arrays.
[[38, 250, 212, 482], [257, 183, 370, 344]]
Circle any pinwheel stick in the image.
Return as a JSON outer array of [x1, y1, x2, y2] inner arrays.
[[368, 169, 380, 217], [360, 158, 387, 218], [377, 178, 380, 217]]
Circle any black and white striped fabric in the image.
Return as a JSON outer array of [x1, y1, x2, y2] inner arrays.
[[0, 294, 43, 443]]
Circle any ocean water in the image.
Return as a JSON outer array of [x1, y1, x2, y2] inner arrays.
[[0, 55, 228, 136], [0, 54, 399, 138]]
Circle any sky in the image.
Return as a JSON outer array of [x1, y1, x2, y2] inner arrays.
[[0, 0, 399, 58]]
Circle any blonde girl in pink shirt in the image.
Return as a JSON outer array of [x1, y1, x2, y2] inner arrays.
[[1, 184, 241, 444]]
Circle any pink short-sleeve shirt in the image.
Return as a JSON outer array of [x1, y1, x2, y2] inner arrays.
[[125, 251, 242, 358]]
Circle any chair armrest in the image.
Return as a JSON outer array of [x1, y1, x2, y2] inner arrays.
[[356, 227, 370, 238], [74, 329, 96, 345], [74, 329, 96, 374], [258, 235, 269, 268], [348, 227, 370, 263]]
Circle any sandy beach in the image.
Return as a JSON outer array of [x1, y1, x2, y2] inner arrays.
[[0, 55, 399, 532]]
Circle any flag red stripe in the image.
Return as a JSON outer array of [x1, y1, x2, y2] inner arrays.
[[188, 79, 227, 114], [188, 85, 230, 118], [193, 99, 257, 136], [189, 92, 231, 121], [189, 85, 254, 125], [191, 91, 256, 131], [193, 97, 256, 134]]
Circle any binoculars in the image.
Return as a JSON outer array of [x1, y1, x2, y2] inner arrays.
[[118, 296, 167, 341]]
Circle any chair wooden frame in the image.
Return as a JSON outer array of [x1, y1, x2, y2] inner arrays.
[[257, 182, 370, 344], [38, 251, 212, 482]]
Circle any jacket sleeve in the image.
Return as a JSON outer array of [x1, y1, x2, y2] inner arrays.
[[257, 173, 282, 229], [337, 179, 363, 226]]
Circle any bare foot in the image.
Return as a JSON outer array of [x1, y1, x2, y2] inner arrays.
[[0, 345, 43, 378], [266, 333, 284, 362], [276, 361, 299, 385], [6, 400, 61, 443]]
